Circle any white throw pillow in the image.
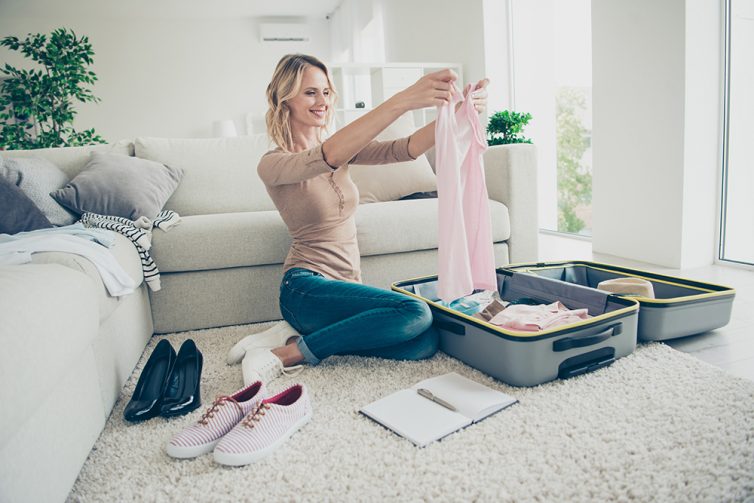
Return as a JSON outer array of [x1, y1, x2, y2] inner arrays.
[[348, 113, 437, 203]]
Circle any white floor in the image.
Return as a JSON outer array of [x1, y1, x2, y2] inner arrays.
[[538, 232, 754, 382]]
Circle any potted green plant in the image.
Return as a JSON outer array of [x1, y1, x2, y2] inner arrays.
[[0, 27, 106, 150], [486, 110, 533, 146]]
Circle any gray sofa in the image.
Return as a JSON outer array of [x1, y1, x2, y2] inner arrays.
[[0, 134, 537, 502]]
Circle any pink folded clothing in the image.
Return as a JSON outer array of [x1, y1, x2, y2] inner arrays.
[[488, 301, 591, 332]]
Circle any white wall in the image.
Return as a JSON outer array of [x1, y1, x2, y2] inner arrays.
[[0, 15, 330, 141], [0, 1, 489, 142], [381, 0, 487, 91], [591, 0, 721, 268]]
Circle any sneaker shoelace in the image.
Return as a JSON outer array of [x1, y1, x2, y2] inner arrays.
[[198, 395, 244, 425], [257, 354, 304, 382], [241, 402, 271, 429]]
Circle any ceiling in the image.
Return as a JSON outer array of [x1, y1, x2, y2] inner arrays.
[[0, 0, 344, 20]]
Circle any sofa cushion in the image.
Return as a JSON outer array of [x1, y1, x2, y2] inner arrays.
[[150, 199, 510, 273], [1, 139, 134, 180], [349, 113, 437, 203], [30, 233, 144, 321], [135, 135, 276, 216], [51, 152, 184, 220], [0, 176, 53, 234], [0, 156, 78, 226], [0, 264, 99, 448], [151, 211, 291, 272], [356, 199, 510, 256]]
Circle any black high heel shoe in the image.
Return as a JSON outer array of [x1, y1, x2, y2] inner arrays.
[[124, 339, 176, 422], [159, 339, 203, 418]]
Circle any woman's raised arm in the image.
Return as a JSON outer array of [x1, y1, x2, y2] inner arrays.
[[320, 69, 458, 168]]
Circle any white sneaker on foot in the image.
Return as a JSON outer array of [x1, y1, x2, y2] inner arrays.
[[227, 321, 300, 365], [241, 348, 303, 385]]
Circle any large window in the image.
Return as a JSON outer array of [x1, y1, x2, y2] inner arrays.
[[511, 0, 593, 236], [720, 0, 754, 265]]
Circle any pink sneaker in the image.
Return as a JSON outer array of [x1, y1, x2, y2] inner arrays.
[[166, 381, 266, 459], [213, 384, 312, 466]]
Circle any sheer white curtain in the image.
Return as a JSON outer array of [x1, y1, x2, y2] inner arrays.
[[329, 0, 386, 63], [509, 0, 592, 235]]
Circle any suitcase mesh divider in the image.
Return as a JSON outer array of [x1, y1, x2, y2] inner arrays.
[[501, 272, 611, 316], [526, 265, 714, 300]]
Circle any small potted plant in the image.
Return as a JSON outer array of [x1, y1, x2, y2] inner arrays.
[[486, 110, 533, 146]]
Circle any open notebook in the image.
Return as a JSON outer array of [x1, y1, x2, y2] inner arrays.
[[360, 372, 518, 447]]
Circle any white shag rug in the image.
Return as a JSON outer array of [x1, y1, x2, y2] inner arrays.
[[68, 322, 754, 502]]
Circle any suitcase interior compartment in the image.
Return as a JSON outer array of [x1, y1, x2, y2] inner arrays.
[[518, 263, 719, 299], [504, 262, 735, 341], [394, 270, 639, 387], [400, 269, 634, 318]]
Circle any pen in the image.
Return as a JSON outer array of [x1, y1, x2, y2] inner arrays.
[[417, 388, 457, 412]]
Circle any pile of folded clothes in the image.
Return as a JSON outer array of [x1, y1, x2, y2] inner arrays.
[[441, 291, 591, 332]]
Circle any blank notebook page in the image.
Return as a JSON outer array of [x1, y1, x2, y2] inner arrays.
[[415, 372, 517, 422], [360, 389, 471, 447]]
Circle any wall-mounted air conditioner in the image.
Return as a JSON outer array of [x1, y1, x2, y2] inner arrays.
[[260, 23, 311, 43]]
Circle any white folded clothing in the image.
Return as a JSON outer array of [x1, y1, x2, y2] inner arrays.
[[0, 234, 136, 296]]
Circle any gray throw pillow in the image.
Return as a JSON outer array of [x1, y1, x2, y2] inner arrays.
[[50, 152, 184, 220], [0, 176, 53, 234], [0, 156, 78, 226]]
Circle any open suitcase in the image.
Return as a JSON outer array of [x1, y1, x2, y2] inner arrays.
[[392, 268, 640, 387], [501, 261, 736, 341]]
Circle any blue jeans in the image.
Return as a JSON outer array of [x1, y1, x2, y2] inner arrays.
[[279, 268, 440, 365]]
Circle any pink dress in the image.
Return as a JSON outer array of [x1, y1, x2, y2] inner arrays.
[[435, 82, 497, 302]]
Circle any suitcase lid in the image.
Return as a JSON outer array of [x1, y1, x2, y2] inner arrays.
[[502, 260, 736, 307]]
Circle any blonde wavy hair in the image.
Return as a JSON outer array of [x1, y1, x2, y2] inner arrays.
[[265, 54, 338, 153]]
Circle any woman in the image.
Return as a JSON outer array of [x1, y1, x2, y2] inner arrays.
[[242, 53, 489, 384]]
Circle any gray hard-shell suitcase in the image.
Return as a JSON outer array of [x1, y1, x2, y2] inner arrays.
[[392, 268, 640, 387], [501, 261, 736, 341]]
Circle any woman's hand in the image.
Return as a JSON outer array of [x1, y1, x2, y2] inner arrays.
[[457, 78, 489, 115], [391, 68, 459, 112]]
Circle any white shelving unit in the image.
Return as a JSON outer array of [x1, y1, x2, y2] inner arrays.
[[327, 62, 463, 130]]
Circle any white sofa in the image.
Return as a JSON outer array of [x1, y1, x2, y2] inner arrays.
[[0, 134, 537, 502]]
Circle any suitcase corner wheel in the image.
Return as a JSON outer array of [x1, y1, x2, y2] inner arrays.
[[392, 269, 640, 387]]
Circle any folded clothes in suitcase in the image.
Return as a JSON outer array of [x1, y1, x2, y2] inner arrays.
[[392, 268, 640, 387], [501, 261, 736, 341]]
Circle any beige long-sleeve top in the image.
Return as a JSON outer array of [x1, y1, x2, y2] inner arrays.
[[257, 136, 415, 283]]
